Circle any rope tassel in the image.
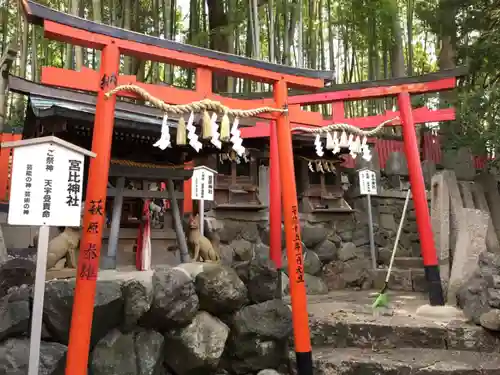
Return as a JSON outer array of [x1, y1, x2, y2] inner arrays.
[[202, 110, 212, 139], [220, 112, 230, 142], [176, 117, 187, 145]]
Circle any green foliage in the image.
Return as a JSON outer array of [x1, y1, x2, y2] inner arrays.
[[447, 0, 500, 162]]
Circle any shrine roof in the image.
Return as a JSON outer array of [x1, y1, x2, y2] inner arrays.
[[221, 66, 469, 100], [22, 0, 334, 81], [9, 75, 261, 132], [10, 75, 179, 133]]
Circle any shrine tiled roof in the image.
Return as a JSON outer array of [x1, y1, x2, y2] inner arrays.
[[110, 159, 186, 170]]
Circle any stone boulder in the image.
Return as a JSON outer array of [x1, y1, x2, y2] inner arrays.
[[0, 338, 67, 375], [0, 286, 31, 341], [479, 309, 500, 331], [259, 223, 286, 249], [304, 274, 328, 295], [313, 240, 337, 263], [385, 151, 409, 176], [457, 275, 489, 324], [0, 258, 35, 298], [219, 221, 243, 244], [218, 244, 235, 266], [122, 278, 153, 332], [301, 224, 328, 249], [253, 242, 271, 262], [257, 370, 282, 375], [90, 329, 164, 375], [164, 311, 229, 375], [240, 222, 260, 242], [322, 243, 373, 290], [228, 300, 292, 374], [141, 267, 199, 331], [194, 265, 248, 315], [282, 248, 321, 276], [231, 239, 254, 261], [232, 299, 292, 341], [247, 258, 279, 303], [303, 250, 322, 275], [281, 242, 307, 276], [43, 280, 124, 347], [457, 251, 500, 325], [226, 260, 246, 283], [442, 147, 476, 181]]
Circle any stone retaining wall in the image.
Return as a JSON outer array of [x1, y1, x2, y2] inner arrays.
[[0, 262, 293, 375]]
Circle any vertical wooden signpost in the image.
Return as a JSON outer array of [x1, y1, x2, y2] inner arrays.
[[358, 168, 378, 270], [191, 166, 217, 236], [0, 136, 95, 375]]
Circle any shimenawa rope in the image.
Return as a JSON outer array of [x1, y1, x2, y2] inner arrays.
[[105, 84, 286, 117], [292, 117, 399, 137]]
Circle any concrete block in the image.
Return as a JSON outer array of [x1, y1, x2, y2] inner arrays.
[[447, 208, 489, 305], [430, 172, 450, 283]]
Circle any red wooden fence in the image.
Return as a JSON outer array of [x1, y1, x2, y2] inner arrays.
[[342, 133, 489, 170]]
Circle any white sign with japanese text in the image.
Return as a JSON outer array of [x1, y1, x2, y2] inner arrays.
[[191, 166, 215, 201], [8, 142, 85, 227], [358, 169, 378, 196]]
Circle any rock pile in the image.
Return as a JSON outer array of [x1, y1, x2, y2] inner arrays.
[[208, 216, 376, 294], [457, 251, 500, 332], [0, 260, 292, 375]]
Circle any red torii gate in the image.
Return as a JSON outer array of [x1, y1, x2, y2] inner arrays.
[[21, 1, 459, 374]]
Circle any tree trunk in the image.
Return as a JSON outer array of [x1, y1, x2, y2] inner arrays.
[[406, 0, 414, 75], [227, 0, 237, 92], [31, 25, 37, 81], [297, 0, 303, 67], [251, 0, 260, 60], [268, 0, 274, 63], [92, 0, 102, 64], [367, 9, 377, 114], [163, 0, 172, 82], [327, 0, 335, 74], [386, 0, 405, 78], [244, 2, 252, 93], [15, 5, 29, 119], [152, 0, 160, 83], [282, 0, 289, 64], [206, 0, 229, 92], [123, 0, 132, 74]]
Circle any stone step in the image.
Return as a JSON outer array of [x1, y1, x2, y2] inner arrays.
[[382, 256, 424, 269], [373, 268, 426, 292], [290, 347, 500, 375], [299, 291, 500, 353], [308, 308, 500, 352]]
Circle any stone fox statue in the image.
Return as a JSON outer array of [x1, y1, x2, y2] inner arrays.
[[186, 214, 220, 262], [33, 227, 80, 270]]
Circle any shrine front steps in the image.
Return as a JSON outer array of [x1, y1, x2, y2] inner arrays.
[[289, 348, 500, 375], [286, 290, 500, 374], [307, 308, 500, 352]]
